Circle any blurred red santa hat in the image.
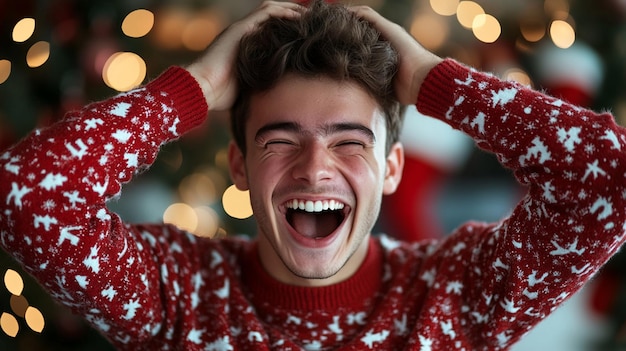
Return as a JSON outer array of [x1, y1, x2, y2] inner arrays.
[[533, 42, 604, 107]]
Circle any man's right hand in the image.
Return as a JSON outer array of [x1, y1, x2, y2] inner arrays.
[[349, 5, 443, 105], [186, 1, 303, 111]]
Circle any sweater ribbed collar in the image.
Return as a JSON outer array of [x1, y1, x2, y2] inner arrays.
[[242, 237, 383, 312]]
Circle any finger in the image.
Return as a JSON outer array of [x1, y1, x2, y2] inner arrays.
[[254, 1, 305, 19], [347, 5, 378, 21], [348, 5, 396, 35]]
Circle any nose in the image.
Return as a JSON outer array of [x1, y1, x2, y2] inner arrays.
[[291, 142, 334, 184]]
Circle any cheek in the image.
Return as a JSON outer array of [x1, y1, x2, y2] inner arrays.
[[338, 157, 384, 190], [246, 159, 286, 194]]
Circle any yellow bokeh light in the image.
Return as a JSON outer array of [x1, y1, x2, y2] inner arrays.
[[215, 148, 229, 170], [179, 173, 217, 206], [520, 21, 546, 42], [550, 20, 575, 48], [102, 52, 147, 92], [472, 14, 501, 43], [4, 269, 24, 296], [152, 8, 186, 50], [122, 9, 154, 38], [25, 306, 45, 333], [222, 185, 253, 220], [456, 1, 484, 29], [0, 60, 11, 84], [409, 13, 449, 51], [193, 206, 220, 238], [1, 312, 19, 337], [12, 18, 35, 43], [503, 68, 532, 86], [181, 11, 223, 51], [163, 203, 198, 232], [430, 0, 459, 16], [26, 41, 50, 68]]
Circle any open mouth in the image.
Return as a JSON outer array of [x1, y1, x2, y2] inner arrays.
[[285, 199, 347, 239]]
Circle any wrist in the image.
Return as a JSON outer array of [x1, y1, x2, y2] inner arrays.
[[185, 63, 215, 108], [412, 55, 444, 99]]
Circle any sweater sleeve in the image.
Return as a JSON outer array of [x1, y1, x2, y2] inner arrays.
[[0, 67, 208, 343], [415, 59, 626, 348]]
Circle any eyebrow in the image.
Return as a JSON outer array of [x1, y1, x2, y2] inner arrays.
[[254, 122, 302, 142], [254, 121, 376, 143]]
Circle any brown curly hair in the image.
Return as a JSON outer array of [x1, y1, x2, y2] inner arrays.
[[232, 0, 402, 156]]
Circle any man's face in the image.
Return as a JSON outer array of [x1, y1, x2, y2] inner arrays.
[[229, 74, 403, 286]]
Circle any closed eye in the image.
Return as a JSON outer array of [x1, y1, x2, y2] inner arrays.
[[265, 140, 294, 146], [337, 140, 365, 147], [263, 139, 298, 152], [333, 140, 369, 155]]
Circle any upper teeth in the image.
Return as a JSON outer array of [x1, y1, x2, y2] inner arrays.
[[286, 199, 345, 212]]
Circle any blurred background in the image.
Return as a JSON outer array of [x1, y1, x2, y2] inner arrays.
[[1, 0, 626, 349]]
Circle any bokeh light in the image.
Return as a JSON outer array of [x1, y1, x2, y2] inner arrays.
[[193, 206, 220, 238], [4, 269, 24, 296], [1, 313, 19, 337], [152, 8, 187, 50], [550, 19, 575, 48], [122, 9, 155, 38], [410, 13, 449, 51], [503, 68, 532, 86], [215, 148, 229, 170], [0, 59, 11, 84], [456, 1, 484, 29], [26, 41, 50, 68], [179, 173, 218, 205], [222, 184, 253, 219], [163, 203, 198, 232], [181, 11, 223, 51], [430, 0, 459, 16], [12, 18, 35, 43], [520, 19, 546, 43], [25, 306, 45, 333], [102, 52, 147, 91], [9, 295, 29, 318], [472, 14, 501, 43]]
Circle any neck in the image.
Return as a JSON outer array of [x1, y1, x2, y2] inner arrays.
[[243, 237, 383, 311], [257, 234, 371, 287]]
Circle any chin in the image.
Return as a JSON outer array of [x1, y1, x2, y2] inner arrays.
[[281, 247, 355, 283]]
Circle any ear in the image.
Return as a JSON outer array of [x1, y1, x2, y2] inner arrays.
[[228, 141, 249, 191], [383, 142, 404, 195]]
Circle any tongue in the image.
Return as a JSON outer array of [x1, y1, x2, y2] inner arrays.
[[291, 211, 339, 239]]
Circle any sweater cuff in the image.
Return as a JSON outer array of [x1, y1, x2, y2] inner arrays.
[[146, 66, 209, 135], [416, 58, 469, 120]]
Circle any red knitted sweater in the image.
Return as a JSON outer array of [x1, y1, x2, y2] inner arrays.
[[1, 59, 625, 350]]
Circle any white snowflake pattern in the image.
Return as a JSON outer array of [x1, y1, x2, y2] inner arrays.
[[445, 281, 463, 295], [42, 199, 56, 211]]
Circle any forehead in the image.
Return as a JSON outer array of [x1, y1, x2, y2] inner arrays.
[[247, 75, 385, 134]]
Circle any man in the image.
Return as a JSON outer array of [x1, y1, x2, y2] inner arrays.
[[1, 1, 625, 350]]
